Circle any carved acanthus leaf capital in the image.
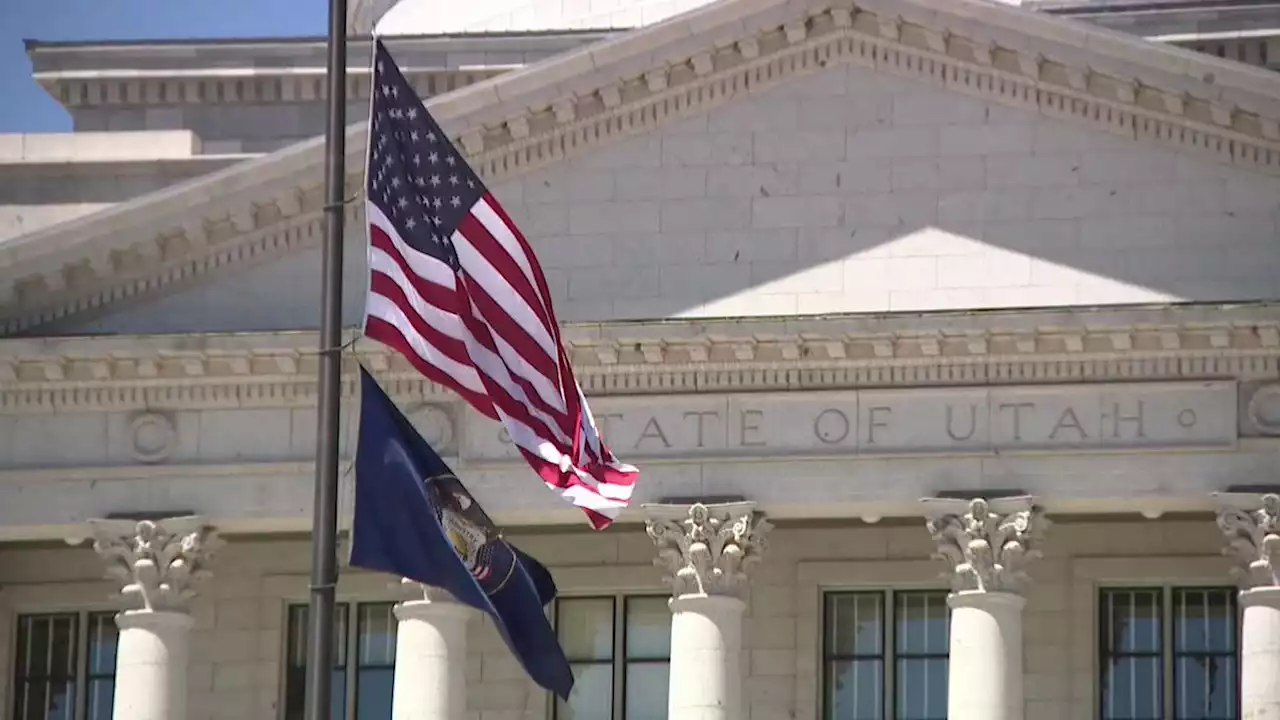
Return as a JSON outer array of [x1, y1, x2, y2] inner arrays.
[[89, 516, 222, 612], [1215, 492, 1280, 589], [923, 496, 1049, 594], [644, 502, 771, 600]]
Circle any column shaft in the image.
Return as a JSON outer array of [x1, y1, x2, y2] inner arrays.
[[1241, 588, 1280, 720], [946, 591, 1025, 720], [666, 595, 745, 720], [111, 610, 193, 720], [391, 595, 471, 720]]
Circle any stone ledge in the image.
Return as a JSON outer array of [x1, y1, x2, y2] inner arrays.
[[0, 131, 203, 162]]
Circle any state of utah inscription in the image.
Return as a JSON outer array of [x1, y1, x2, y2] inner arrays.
[[463, 381, 1237, 461]]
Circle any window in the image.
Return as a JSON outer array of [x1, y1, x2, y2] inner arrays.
[[283, 602, 397, 720], [10, 611, 118, 720], [554, 596, 671, 720], [823, 590, 949, 720], [1098, 587, 1239, 720]]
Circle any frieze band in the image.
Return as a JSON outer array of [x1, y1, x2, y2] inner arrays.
[[475, 381, 1237, 461]]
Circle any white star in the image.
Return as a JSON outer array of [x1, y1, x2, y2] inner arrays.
[[450, 196, 461, 208]]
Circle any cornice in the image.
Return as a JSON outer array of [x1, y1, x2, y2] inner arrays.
[[3, 0, 1280, 334], [1, 319, 1277, 413], [35, 66, 509, 112]]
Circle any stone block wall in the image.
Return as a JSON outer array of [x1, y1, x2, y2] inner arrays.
[[69, 60, 1280, 334], [0, 517, 1235, 720]]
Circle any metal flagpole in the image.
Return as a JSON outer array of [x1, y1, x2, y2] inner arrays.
[[304, 0, 348, 713]]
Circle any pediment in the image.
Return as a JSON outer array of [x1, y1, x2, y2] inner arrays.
[[3, 0, 1280, 335]]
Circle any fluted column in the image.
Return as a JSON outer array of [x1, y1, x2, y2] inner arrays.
[[1216, 492, 1280, 720], [644, 501, 771, 720], [390, 580, 473, 720], [90, 516, 221, 720], [922, 496, 1049, 720]]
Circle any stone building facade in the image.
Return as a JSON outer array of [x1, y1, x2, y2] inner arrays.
[[1, 0, 1280, 719]]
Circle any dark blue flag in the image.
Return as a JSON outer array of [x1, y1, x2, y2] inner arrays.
[[349, 367, 574, 699]]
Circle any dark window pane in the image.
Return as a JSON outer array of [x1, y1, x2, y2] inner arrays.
[[356, 603, 397, 669], [13, 615, 78, 720], [86, 612, 119, 678], [624, 662, 669, 720], [1174, 589, 1237, 654], [1101, 656, 1162, 720], [896, 657, 948, 720], [1103, 590, 1162, 655], [826, 593, 884, 657], [355, 668, 394, 720], [1173, 588, 1238, 720], [283, 604, 350, 720], [556, 662, 612, 720], [1174, 656, 1237, 720], [894, 591, 949, 720], [86, 677, 115, 720], [557, 598, 615, 662], [354, 603, 395, 720], [827, 659, 883, 720], [624, 597, 671, 661], [895, 592, 949, 656]]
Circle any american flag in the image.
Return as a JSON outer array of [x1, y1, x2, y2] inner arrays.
[[360, 40, 638, 530]]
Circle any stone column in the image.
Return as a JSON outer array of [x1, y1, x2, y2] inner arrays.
[[89, 516, 221, 720], [644, 501, 771, 720], [922, 496, 1049, 720], [390, 580, 473, 720], [1215, 492, 1280, 720]]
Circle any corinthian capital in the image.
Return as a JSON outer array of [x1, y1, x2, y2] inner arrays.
[[1214, 492, 1280, 589], [644, 501, 771, 600], [922, 496, 1049, 595], [89, 516, 222, 613]]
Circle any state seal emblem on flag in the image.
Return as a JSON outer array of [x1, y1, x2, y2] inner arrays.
[[426, 474, 516, 594]]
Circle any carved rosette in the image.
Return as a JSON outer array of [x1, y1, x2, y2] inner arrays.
[[89, 516, 222, 613], [644, 502, 772, 600], [924, 497, 1049, 595], [1215, 493, 1280, 589]]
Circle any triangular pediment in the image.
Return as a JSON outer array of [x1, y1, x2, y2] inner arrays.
[[3, 0, 1279, 335]]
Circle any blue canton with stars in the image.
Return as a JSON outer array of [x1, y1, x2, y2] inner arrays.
[[368, 40, 487, 271]]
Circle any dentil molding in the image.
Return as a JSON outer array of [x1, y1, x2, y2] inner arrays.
[[3, 0, 1280, 335], [0, 321, 1279, 413]]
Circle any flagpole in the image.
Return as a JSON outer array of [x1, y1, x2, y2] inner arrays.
[[304, 0, 348, 714]]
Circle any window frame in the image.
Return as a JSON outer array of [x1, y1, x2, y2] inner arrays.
[[280, 600, 399, 720], [8, 609, 119, 720], [820, 588, 952, 720], [551, 593, 672, 720], [1096, 584, 1242, 720]]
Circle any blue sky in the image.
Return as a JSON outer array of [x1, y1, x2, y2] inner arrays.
[[0, 0, 328, 132]]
